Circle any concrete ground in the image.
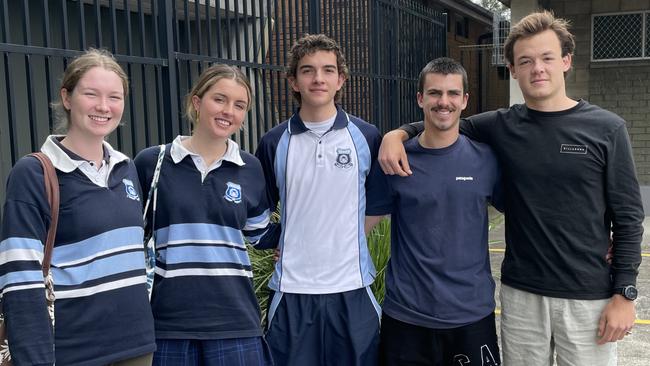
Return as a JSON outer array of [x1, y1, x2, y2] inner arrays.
[[487, 210, 650, 365]]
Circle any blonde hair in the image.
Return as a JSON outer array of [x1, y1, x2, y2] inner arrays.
[[185, 64, 252, 127], [52, 48, 129, 133], [504, 10, 575, 66]]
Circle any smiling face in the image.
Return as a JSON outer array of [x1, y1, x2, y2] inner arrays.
[[191, 77, 249, 141], [289, 50, 345, 111], [509, 29, 572, 107], [417, 72, 468, 133], [61, 66, 125, 141]]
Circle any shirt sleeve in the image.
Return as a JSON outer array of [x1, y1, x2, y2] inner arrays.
[[134, 147, 159, 237], [606, 124, 644, 288], [365, 125, 393, 216], [0, 157, 55, 364], [242, 158, 271, 247], [490, 159, 505, 213], [398, 121, 424, 139], [253, 134, 281, 250]]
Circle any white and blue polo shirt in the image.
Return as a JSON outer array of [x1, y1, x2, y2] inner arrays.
[[255, 107, 385, 294]]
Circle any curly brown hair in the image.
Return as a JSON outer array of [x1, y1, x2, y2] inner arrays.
[[287, 34, 349, 104]]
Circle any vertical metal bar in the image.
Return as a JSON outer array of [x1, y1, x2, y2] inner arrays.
[[216, 0, 223, 58], [224, 0, 232, 60], [308, 0, 320, 34], [250, 0, 258, 66], [139, 0, 152, 147], [280, 0, 289, 117], [21, 0, 38, 151], [93, 0, 102, 47], [173, 0, 185, 137], [109, 1, 118, 53], [138, 0, 147, 54], [22, 0, 31, 45], [329, 0, 335, 35], [42, 0, 54, 133], [159, 0, 180, 142], [287, 0, 294, 48], [242, 0, 254, 149], [260, 0, 270, 132], [182, 0, 192, 133], [78, 0, 86, 48], [121, 0, 136, 153], [206, 0, 212, 56], [183, 0, 191, 53], [345, 0, 352, 111], [234, 0, 242, 64], [271, 0, 279, 119], [151, 1, 162, 146], [153, 0, 165, 144], [195, 0, 202, 57], [370, 0, 381, 130], [302, 0, 308, 34], [2, 0, 17, 163], [61, 0, 69, 53]]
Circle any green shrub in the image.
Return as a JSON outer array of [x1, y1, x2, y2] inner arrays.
[[249, 217, 392, 318]]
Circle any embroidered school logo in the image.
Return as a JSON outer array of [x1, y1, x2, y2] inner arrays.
[[224, 182, 242, 203], [122, 179, 140, 201], [334, 148, 353, 169]]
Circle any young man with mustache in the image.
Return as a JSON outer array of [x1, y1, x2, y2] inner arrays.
[[369, 57, 502, 366]]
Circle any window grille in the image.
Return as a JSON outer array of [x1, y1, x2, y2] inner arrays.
[[592, 12, 649, 61], [492, 14, 509, 66]]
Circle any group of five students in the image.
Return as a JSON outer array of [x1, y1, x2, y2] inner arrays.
[[0, 10, 643, 366]]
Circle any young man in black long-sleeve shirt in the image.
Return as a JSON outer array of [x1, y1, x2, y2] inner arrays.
[[378, 11, 643, 366]]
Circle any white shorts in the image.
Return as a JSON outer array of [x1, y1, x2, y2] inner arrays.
[[500, 284, 616, 366]]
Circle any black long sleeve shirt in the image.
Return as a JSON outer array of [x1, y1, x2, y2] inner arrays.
[[401, 100, 643, 299]]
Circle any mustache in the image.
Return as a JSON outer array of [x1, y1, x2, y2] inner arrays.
[[431, 106, 456, 112]]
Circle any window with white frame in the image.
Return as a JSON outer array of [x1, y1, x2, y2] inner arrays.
[[592, 12, 649, 61]]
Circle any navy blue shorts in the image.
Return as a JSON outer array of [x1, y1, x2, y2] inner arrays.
[[152, 337, 273, 366], [265, 287, 381, 366], [379, 312, 501, 366]]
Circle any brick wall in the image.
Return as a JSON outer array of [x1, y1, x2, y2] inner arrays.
[[550, 0, 650, 184]]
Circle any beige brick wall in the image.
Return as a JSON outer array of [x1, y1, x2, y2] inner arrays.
[[550, 0, 650, 184]]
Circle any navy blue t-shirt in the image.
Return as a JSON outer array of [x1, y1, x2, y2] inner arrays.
[[374, 134, 502, 329]]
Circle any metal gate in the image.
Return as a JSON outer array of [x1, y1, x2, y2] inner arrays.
[[0, 0, 446, 208]]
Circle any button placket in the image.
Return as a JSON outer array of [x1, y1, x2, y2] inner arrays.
[[316, 137, 326, 167]]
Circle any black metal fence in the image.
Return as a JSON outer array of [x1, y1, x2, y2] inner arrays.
[[0, 0, 446, 208]]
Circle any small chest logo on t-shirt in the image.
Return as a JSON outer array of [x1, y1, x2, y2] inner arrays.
[[560, 144, 587, 154], [455, 176, 474, 181], [334, 148, 354, 169], [122, 179, 140, 201], [224, 182, 242, 204]]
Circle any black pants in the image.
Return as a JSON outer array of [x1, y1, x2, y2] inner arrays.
[[379, 312, 501, 366]]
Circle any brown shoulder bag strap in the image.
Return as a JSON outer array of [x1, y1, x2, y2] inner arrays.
[[29, 153, 60, 276]]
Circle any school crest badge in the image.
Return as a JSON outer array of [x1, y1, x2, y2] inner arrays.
[[224, 182, 242, 203], [335, 148, 353, 169], [122, 179, 140, 201]]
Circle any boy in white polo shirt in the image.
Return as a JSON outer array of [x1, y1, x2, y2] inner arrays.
[[255, 34, 385, 366]]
